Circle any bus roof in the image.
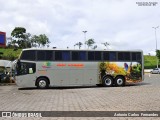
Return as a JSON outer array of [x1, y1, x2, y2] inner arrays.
[[22, 48, 143, 52]]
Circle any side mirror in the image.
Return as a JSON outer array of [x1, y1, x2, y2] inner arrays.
[[15, 59, 21, 76]]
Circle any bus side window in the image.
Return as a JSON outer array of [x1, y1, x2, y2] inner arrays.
[[37, 51, 46, 61], [132, 53, 136, 61], [55, 51, 70, 61], [88, 52, 94, 60], [46, 51, 53, 61], [19, 62, 36, 75], [79, 51, 86, 61], [21, 50, 36, 61], [37, 50, 53, 61], [124, 52, 131, 61], [109, 52, 117, 61], [55, 51, 62, 60], [62, 51, 70, 61], [136, 53, 141, 61], [72, 51, 86, 61], [118, 52, 131, 61], [72, 51, 79, 60], [28, 63, 36, 74], [95, 51, 102, 61], [103, 52, 109, 60], [132, 52, 141, 61]]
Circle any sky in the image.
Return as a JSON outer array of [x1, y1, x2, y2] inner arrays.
[[0, 0, 160, 55]]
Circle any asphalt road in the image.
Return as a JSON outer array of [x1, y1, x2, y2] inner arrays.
[[143, 73, 160, 86], [0, 74, 160, 120]]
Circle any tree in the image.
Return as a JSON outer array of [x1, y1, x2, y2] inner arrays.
[[30, 34, 50, 48], [24, 33, 32, 48], [10, 27, 50, 48], [85, 39, 95, 49], [11, 27, 31, 48], [38, 34, 50, 47], [75, 42, 83, 49], [11, 27, 26, 38], [102, 42, 110, 49], [30, 35, 39, 47]]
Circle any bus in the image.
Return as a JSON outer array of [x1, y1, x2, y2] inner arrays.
[[15, 48, 144, 88]]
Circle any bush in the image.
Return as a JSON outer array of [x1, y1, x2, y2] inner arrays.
[[0, 48, 21, 60], [2, 54, 16, 61], [144, 55, 159, 69]]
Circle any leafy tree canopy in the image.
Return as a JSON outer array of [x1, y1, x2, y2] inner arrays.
[[11, 27, 26, 39], [85, 39, 95, 49], [9, 27, 50, 48]]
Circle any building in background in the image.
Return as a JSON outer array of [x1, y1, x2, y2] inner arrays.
[[0, 31, 6, 47]]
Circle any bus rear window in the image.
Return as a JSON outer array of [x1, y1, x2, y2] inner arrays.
[[20, 50, 36, 61]]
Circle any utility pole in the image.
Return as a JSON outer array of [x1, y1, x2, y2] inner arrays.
[[152, 26, 159, 68], [82, 31, 87, 49]]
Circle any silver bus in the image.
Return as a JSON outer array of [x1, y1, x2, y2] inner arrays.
[[15, 48, 144, 88]]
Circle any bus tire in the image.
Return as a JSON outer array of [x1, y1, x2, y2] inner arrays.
[[102, 76, 113, 87], [115, 76, 125, 87], [37, 78, 49, 89]]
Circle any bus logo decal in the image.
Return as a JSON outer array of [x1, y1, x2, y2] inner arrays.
[[42, 62, 52, 68]]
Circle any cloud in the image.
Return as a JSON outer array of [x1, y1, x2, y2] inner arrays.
[[0, 0, 160, 54]]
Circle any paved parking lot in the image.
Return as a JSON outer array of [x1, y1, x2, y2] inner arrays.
[[0, 74, 160, 120]]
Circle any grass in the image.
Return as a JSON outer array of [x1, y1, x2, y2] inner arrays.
[[0, 48, 22, 60]]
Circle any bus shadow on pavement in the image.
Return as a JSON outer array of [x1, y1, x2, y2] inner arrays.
[[125, 82, 151, 87], [18, 83, 151, 90], [18, 86, 99, 90]]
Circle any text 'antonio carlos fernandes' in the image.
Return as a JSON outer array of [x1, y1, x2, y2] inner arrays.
[[114, 112, 158, 117]]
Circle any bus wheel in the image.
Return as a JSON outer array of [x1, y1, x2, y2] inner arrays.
[[115, 76, 125, 87], [102, 76, 113, 87], [37, 78, 49, 89]]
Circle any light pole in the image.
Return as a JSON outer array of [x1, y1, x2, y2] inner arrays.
[[82, 31, 87, 49], [152, 26, 159, 68]]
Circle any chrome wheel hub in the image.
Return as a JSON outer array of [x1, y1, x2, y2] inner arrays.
[[39, 80, 46, 88], [117, 78, 123, 85], [105, 78, 111, 85]]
